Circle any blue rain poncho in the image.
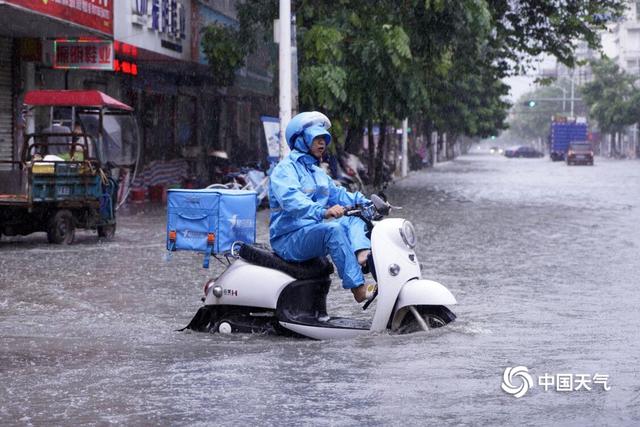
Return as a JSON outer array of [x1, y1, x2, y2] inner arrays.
[[268, 112, 370, 289]]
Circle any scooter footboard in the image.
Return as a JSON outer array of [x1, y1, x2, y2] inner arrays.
[[395, 279, 457, 310]]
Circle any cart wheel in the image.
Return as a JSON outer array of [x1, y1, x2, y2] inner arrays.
[[47, 210, 75, 244], [97, 224, 116, 240]]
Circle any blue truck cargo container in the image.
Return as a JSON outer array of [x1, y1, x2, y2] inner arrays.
[[549, 121, 588, 161]]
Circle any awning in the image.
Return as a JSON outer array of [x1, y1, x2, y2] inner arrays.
[[24, 90, 133, 111]]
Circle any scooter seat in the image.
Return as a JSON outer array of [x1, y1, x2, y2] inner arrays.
[[238, 244, 334, 280]]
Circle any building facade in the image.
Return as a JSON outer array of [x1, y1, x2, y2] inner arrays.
[[0, 0, 115, 170], [117, 0, 277, 184], [192, 0, 276, 173], [602, 1, 640, 75], [0, 0, 277, 184]]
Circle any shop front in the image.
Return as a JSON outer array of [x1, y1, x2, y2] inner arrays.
[[0, 0, 114, 169]]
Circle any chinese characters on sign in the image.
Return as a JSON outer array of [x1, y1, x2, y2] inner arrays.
[[54, 40, 114, 70], [50, 0, 111, 19], [6, 0, 113, 35], [131, 0, 186, 40]]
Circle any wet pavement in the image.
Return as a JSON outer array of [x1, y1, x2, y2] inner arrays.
[[1, 153, 639, 425]]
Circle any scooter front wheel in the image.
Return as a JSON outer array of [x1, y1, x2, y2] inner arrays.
[[393, 305, 456, 334]]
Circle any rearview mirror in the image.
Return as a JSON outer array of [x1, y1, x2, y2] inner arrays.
[[370, 194, 390, 215]]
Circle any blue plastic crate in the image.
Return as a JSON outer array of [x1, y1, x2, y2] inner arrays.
[[166, 188, 258, 268]]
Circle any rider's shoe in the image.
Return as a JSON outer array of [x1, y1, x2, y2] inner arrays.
[[351, 283, 377, 303]]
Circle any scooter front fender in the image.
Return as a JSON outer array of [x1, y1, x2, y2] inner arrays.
[[395, 279, 457, 310]]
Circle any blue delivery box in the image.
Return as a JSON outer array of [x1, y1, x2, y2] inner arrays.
[[166, 188, 257, 268]]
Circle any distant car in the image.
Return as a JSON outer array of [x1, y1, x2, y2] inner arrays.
[[504, 145, 544, 158], [566, 141, 594, 166], [489, 146, 503, 154]]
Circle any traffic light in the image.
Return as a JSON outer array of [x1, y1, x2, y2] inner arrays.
[[526, 100, 536, 108]]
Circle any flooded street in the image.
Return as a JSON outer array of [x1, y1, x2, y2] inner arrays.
[[1, 153, 639, 425]]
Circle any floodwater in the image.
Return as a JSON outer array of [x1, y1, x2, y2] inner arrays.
[[1, 153, 639, 425]]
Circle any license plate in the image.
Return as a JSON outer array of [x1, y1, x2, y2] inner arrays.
[[576, 155, 585, 159]]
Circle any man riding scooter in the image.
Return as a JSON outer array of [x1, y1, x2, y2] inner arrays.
[[269, 112, 376, 303]]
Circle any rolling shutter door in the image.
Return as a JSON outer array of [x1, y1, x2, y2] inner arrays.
[[0, 37, 14, 170]]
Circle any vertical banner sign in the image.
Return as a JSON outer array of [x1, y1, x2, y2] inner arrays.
[[152, 0, 161, 30], [131, 0, 149, 25], [54, 39, 114, 70], [162, 0, 171, 32], [261, 116, 281, 163], [5, 0, 113, 35]]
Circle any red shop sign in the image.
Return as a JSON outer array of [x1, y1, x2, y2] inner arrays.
[[6, 0, 113, 36], [54, 39, 113, 70]]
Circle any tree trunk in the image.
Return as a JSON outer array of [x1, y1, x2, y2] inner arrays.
[[374, 121, 387, 188], [367, 121, 375, 180], [386, 124, 395, 176], [345, 123, 363, 154], [424, 119, 433, 167], [449, 133, 458, 158]]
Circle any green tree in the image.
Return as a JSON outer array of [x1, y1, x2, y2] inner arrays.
[[488, 0, 626, 73], [510, 85, 567, 142], [233, 0, 625, 175], [201, 24, 248, 88], [581, 57, 640, 156]]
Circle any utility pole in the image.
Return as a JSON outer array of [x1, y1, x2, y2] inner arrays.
[[570, 74, 575, 117], [278, 0, 292, 160]]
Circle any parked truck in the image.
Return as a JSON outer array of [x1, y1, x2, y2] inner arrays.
[[548, 117, 588, 161], [0, 90, 139, 244]]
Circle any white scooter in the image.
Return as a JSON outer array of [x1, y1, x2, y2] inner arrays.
[[184, 195, 457, 339]]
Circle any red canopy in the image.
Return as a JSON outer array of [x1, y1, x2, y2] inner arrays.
[[24, 90, 133, 111]]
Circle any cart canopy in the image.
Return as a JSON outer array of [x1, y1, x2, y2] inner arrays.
[[24, 90, 133, 111]]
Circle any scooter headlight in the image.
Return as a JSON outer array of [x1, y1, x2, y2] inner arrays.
[[399, 220, 417, 249]]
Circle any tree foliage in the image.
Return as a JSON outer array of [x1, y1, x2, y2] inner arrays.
[[201, 24, 248, 88], [581, 57, 640, 134], [219, 0, 626, 173], [510, 86, 563, 141], [509, 78, 590, 142]]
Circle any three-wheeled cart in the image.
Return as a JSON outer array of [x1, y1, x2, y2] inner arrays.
[[0, 90, 139, 244]]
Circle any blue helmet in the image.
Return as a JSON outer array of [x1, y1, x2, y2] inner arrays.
[[285, 111, 332, 153]]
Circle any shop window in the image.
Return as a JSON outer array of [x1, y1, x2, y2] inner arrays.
[[176, 95, 196, 147], [142, 92, 175, 161]]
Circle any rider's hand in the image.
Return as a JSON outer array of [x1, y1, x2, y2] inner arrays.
[[324, 204, 345, 219]]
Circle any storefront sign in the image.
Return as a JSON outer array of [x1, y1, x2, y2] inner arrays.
[[261, 116, 281, 162], [6, 0, 114, 36], [131, 0, 186, 40], [113, 41, 138, 75], [53, 39, 113, 70]]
